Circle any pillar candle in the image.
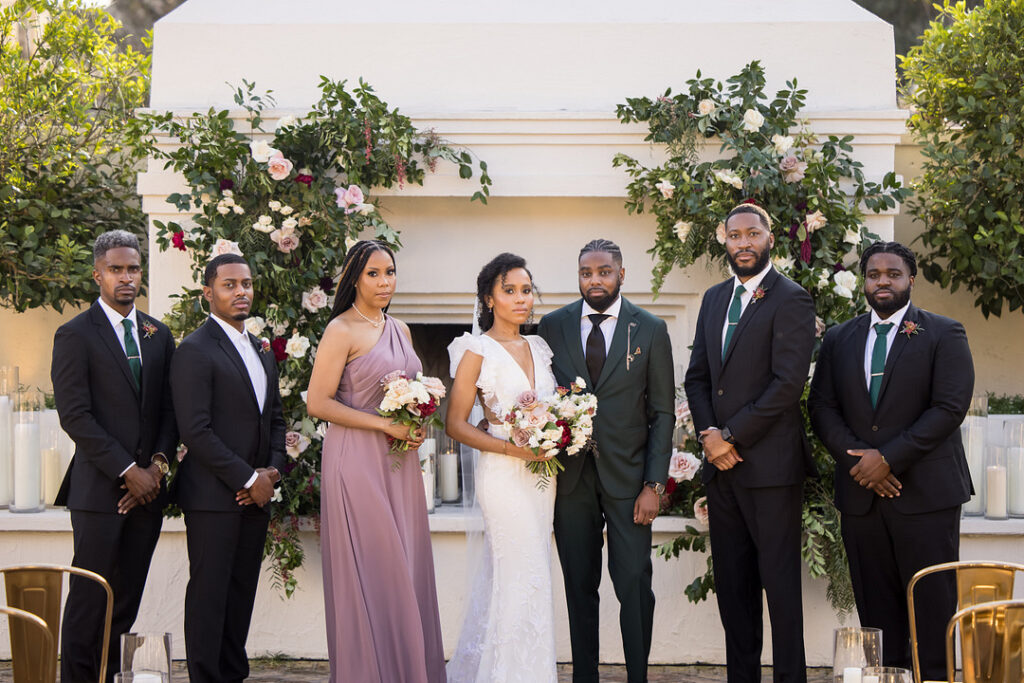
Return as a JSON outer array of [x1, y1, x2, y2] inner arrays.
[[0, 396, 11, 506], [986, 465, 1007, 519], [863, 676, 879, 683], [439, 450, 459, 502], [422, 467, 435, 513], [42, 447, 63, 504], [12, 421, 41, 512], [843, 667, 862, 683]]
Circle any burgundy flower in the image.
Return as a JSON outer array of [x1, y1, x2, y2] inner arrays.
[[319, 276, 336, 295], [418, 398, 438, 418], [789, 223, 800, 240], [219, 178, 234, 191], [171, 231, 186, 252], [295, 174, 314, 187], [665, 477, 677, 495], [271, 337, 288, 362], [741, 198, 759, 206], [833, 263, 846, 273], [282, 461, 297, 474], [800, 237, 812, 263]]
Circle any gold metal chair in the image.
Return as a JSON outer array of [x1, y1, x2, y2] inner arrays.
[[908, 560, 1024, 683], [1, 606, 55, 683], [946, 599, 1024, 683], [1, 564, 113, 683]]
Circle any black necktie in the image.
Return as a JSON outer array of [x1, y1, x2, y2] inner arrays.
[[586, 313, 609, 386]]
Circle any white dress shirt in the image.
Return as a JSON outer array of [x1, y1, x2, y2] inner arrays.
[[862, 302, 910, 389], [581, 295, 622, 357], [720, 262, 774, 355], [98, 298, 143, 476], [211, 314, 268, 491]]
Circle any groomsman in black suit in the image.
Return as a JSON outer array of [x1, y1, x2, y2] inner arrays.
[[809, 241, 974, 679], [539, 239, 675, 683], [684, 204, 816, 683], [51, 230, 177, 683], [170, 253, 286, 683]]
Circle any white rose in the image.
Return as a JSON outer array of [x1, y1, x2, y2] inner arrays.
[[655, 179, 675, 200], [817, 269, 831, 290], [280, 205, 294, 216], [250, 140, 277, 164], [276, 114, 297, 130], [211, 239, 242, 257], [232, 205, 245, 215], [715, 222, 727, 245], [271, 489, 282, 503], [285, 332, 310, 359], [355, 203, 375, 216], [222, 189, 233, 199], [345, 236, 359, 251], [832, 270, 858, 299], [268, 201, 282, 212], [574, 376, 587, 389], [673, 221, 692, 242], [713, 169, 744, 190], [805, 210, 827, 233], [742, 108, 765, 133], [697, 99, 715, 117], [245, 316, 266, 336], [316, 422, 328, 439], [199, 192, 212, 206], [281, 217, 298, 230], [252, 219, 275, 234], [844, 227, 861, 245], [301, 286, 329, 313], [271, 321, 287, 337], [216, 202, 231, 216], [771, 134, 794, 155], [772, 255, 795, 273]]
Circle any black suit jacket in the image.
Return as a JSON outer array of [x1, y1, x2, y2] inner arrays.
[[50, 302, 178, 511], [684, 267, 816, 488], [538, 297, 675, 499], [808, 303, 974, 515], [170, 318, 286, 512]]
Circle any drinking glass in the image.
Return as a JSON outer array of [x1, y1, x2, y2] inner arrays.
[[120, 632, 172, 681], [862, 666, 912, 683], [833, 627, 882, 683]]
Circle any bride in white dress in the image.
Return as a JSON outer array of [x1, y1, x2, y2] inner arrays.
[[445, 253, 558, 683]]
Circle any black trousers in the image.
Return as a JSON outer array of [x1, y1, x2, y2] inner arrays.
[[553, 457, 654, 683], [183, 507, 270, 683], [841, 499, 960, 681], [706, 471, 806, 683], [61, 508, 163, 683]]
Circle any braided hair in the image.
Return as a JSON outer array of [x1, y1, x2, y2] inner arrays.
[[327, 240, 396, 322], [475, 253, 534, 332], [859, 241, 917, 277], [578, 238, 622, 265]]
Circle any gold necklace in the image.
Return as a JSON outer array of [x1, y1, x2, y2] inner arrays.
[[352, 302, 384, 328]]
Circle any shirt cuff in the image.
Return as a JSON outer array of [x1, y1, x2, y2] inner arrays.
[[119, 462, 136, 477], [697, 426, 719, 444], [243, 471, 259, 489]]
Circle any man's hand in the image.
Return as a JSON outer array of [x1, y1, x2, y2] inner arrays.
[[235, 468, 281, 507], [122, 464, 161, 505], [701, 429, 743, 470], [633, 486, 660, 526], [868, 473, 902, 499], [848, 448, 893, 490]]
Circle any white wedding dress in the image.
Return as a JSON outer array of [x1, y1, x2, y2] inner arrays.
[[446, 333, 558, 683]]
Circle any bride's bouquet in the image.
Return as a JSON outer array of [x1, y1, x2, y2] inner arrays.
[[503, 377, 597, 489], [377, 370, 446, 464]]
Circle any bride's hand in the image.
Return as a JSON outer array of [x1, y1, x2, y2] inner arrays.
[[508, 445, 555, 462]]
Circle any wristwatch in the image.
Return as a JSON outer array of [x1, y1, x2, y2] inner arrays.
[[645, 481, 666, 496], [720, 426, 736, 445], [152, 454, 170, 477]]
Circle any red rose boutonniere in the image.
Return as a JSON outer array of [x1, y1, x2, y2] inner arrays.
[[750, 287, 766, 303], [141, 320, 158, 338], [259, 337, 271, 354], [901, 320, 923, 338]]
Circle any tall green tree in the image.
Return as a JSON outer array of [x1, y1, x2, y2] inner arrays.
[[0, 0, 151, 312]]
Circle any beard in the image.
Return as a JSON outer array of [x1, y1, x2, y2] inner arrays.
[[866, 286, 911, 315], [581, 279, 622, 312], [725, 245, 771, 278]]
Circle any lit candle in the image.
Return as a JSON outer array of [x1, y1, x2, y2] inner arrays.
[[843, 667, 862, 683], [0, 395, 11, 506], [986, 465, 1007, 519], [439, 450, 459, 502], [13, 420, 41, 512]]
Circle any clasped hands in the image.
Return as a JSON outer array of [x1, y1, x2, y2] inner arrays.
[[117, 460, 165, 514], [236, 467, 282, 507], [699, 429, 743, 471], [848, 448, 901, 498]]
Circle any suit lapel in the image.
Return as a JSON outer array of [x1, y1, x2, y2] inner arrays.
[[89, 303, 140, 398], [876, 304, 917, 408], [706, 281, 731, 376], [138, 314, 159, 406], [207, 319, 260, 411], [595, 298, 635, 389], [560, 300, 590, 382], [721, 269, 778, 368]]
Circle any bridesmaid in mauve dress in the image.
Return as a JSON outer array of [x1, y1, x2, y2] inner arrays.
[[306, 240, 445, 683]]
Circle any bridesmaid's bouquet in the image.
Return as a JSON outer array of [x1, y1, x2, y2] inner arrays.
[[503, 377, 597, 489], [378, 371, 446, 463]]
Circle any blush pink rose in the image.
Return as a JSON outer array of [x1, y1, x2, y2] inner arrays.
[[516, 390, 538, 410], [668, 449, 701, 482], [512, 428, 532, 448], [267, 152, 294, 181], [334, 184, 365, 214], [270, 228, 301, 254], [779, 155, 807, 183], [420, 375, 446, 399]]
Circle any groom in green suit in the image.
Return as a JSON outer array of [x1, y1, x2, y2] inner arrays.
[[538, 239, 675, 683]]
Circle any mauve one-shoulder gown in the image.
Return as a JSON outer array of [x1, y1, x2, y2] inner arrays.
[[320, 317, 445, 683]]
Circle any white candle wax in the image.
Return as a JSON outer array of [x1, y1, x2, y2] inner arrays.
[[13, 421, 41, 511], [863, 676, 879, 683], [422, 468, 435, 513], [963, 418, 986, 515], [986, 465, 1008, 519], [439, 451, 459, 502], [42, 447, 63, 504], [1007, 448, 1024, 516], [419, 438, 436, 458], [843, 667, 863, 683], [0, 396, 11, 505], [128, 673, 166, 683]]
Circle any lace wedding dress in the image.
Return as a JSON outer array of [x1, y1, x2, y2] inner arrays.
[[446, 333, 558, 683]]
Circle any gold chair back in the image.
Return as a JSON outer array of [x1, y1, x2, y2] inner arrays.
[[907, 560, 1024, 683], [0, 606, 55, 683], [1, 564, 114, 683], [946, 599, 1024, 683]]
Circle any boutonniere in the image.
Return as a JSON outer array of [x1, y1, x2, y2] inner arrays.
[[900, 320, 923, 338], [259, 337, 271, 353], [141, 320, 158, 339], [750, 287, 766, 303], [626, 322, 641, 371]]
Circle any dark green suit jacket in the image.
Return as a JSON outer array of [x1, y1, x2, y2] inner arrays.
[[538, 297, 675, 499]]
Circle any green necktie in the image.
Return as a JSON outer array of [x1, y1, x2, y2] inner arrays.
[[722, 284, 746, 360], [122, 318, 142, 390], [869, 322, 893, 408]]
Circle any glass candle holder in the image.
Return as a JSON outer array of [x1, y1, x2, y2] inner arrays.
[[962, 395, 989, 517], [985, 444, 1008, 520], [861, 667, 912, 683], [0, 365, 18, 508], [419, 428, 437, 514], [10, 389, 43, 513], [120, 632, 172, 681], [1005, 422, 1024, 517], [833, 627, 882, 683]]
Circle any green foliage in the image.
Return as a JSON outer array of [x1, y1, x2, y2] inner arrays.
[[620, 61, 907, 615], [0, 0, 152, 311], [988, 393, 1024, 415], [144, 78, 490, 595], [901, 0, 1024, 318]]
